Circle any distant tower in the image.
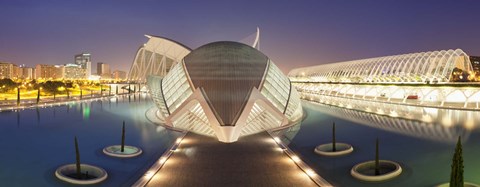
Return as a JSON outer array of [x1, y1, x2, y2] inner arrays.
[[97, 62, 111, 79], [75, 53, 91, 78]]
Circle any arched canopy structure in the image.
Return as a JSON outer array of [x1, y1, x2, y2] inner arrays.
[[289, 49, 474, 83], [129, 35, 191, 82]]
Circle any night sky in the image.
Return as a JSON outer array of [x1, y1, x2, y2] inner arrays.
[[1, 0, 479, 74]]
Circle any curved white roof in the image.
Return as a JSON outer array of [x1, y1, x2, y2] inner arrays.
[[128, 35, 191, 82], [289, 49, 473, 83]]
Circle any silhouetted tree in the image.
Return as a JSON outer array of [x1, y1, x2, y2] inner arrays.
[[74, 136, 81, 179], [121, 121, 125, 152], [375, 138, 380, 175], [450, 136, 464, 187], [332, 122, 336, 152]]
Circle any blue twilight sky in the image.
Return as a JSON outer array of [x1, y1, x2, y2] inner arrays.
[[0, 0, 479, 74]]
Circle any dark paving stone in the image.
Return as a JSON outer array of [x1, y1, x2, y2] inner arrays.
[[146, 132, 318, 187]]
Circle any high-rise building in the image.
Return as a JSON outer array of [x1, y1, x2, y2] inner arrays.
[[64, 64, 86, 80], [20, 67, 34, 79], [97, 62, 111, 79], [112, 70, 127, 80], [35, 64, 63, 79], [75, 53, 92, 78], [17, 65, 34, 79], [0, 62, 15, 79]]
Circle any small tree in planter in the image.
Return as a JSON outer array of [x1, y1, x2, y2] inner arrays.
[[55, 136, 108, 184], [74, 136, 81, 179], [102, 120, 142, 158], [375, 138, 380, 176], [450, 136, 463, 187], [121, 121, 125, 152], [332, 122, 336, 152]]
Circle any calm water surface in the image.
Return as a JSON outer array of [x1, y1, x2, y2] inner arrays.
[[283, 101, 480, 187], [0, 94, 181, 186]]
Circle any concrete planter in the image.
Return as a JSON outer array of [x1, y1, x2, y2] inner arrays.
[[55, 164, 107, 185], [436, 182, 480, 187], [351, 160, 402, 182], [103, 145, 142, 158], [314, 143, 353, 156]]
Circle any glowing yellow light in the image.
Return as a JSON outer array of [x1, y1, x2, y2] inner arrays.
[[144, 171, 155, 179], [291, 155, 301, 163], [176, 138, 182, 144], [159, 157, 167, 164], [305, 169, 316, 177], [274, 137, 281, 143]]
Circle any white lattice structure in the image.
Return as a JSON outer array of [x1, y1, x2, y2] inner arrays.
[[128, 35, 192, 82], [289, 49, 480, 110], [289, 49, 473, 83]]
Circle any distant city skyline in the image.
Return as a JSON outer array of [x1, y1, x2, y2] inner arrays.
[[1, 0, 480, 74]]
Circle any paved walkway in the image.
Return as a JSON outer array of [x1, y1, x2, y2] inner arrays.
[[145, 132, 318, 187]]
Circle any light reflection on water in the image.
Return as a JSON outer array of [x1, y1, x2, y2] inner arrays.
[[0, 94, 181, 186], [302, 96, 480, 143], [275, 100, 480, 187]]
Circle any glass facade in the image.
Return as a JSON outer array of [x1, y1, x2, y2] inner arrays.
[[260, 61, 291, 112], [146, 41, 303, 141], [172, 103, 215, 136], [147, 75, 169, 119], [161, 62, 193, 114], [241, 102, 283, 136]]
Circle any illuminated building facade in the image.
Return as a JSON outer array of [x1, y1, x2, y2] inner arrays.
[[64, 64, 86, 80], [19, 65, 34, 79], [289, 49, 480, 109], [0, 62, 17, 79], [129, 35, 191, 82], [147, 41, 302, 143], [35, 64, 63, 80], [75, 53, 92, 78]]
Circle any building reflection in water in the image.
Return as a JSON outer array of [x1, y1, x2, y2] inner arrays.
[[302, 97, 477, 143]]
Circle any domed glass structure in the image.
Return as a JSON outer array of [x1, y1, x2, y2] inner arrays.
[[148, 41, 302, 142]]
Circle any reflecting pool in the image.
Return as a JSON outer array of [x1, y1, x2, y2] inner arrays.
[[0, 94, 181, 186], [279, 101, 480, 187]]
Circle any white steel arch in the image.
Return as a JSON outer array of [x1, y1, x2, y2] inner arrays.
[[128, 35, 192, 82], [289, 49, 473, 83]]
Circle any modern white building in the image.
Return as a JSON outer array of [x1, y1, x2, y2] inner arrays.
[[147, 41, 303, 143], [129, 35, 191, 82], [289, 49, 474, 83], [289, 49, 480, 110]]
